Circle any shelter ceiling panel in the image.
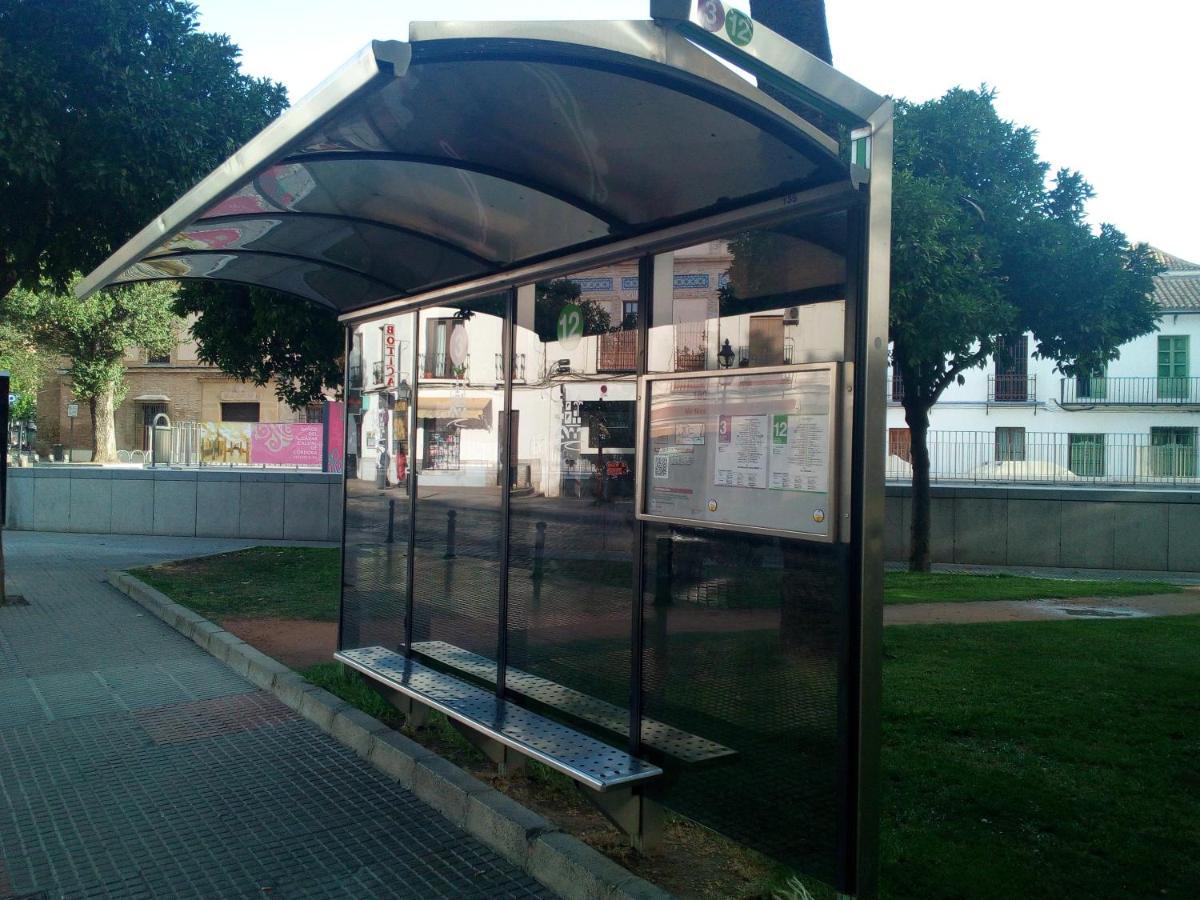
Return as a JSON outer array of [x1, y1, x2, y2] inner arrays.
[[196, 159, 610, 266], [147, 216, 491, 294], [301, 57, 840, 231], [115, 253, 389, 310]]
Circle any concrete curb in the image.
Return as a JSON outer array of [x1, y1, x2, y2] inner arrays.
[[106, 570, 671, 900]]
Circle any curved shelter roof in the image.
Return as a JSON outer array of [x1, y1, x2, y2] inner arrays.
[[77, 17, 885, 315]]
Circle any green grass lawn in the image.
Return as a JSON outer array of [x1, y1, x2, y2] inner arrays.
[[883, 571, 1182, 604], [132, 547, 339, 620], [881, 615, 1200, 899]]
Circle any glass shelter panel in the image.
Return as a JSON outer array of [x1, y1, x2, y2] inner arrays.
[[410, 295, 509, 675], [340, 312, 416, 650], [505, 269, 640, 731], [641, 216, 850, 882]]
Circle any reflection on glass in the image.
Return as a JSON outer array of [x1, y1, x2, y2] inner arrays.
[[640, 215, 849, 882], [505, 270, 639, 728], [410, 294, 509, 676], [648, 215, 848, 374], [341, 313, 415, 651]]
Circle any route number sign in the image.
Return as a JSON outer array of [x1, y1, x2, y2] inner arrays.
[[557, 304, 584, 351]]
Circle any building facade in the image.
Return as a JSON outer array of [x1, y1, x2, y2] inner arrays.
[[886, 249, 1200, 485], [37, 318, 306, 460]]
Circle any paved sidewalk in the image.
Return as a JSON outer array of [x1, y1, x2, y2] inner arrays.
[[0, 532, 549, 899]]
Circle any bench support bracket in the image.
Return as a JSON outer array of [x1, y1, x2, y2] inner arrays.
[[446, 718, 528, 777], [577, 784, 665, 854]]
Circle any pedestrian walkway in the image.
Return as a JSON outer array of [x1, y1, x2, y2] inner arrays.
[[885, 560, 1200, 584], [0, 532, 549, 899]]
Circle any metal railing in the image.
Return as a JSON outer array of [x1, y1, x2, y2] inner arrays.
[[495, 353, 526, 381], [1060, 375, 1200, 406], [886, 429, 1199, 487], [419, 352, 470, 380], [348, 362, 363, 389], [371, 360, 385, 385], [599, 330, 637, 372], [987, 373, 1036, 402]]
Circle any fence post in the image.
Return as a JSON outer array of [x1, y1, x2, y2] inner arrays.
[[444, 509, 457, 559], [386, 498, 395, 544]]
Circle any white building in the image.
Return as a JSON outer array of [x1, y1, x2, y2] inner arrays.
[[885, 249, 1200, 485]]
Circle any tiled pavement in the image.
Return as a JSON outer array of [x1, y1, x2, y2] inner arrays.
[[0, 532, 551, 899]]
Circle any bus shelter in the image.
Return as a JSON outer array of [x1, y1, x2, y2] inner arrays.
[[79, 6, 892, 896]]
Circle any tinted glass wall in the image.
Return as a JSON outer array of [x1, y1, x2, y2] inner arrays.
[[640, 217, 849, 881], [410, 294, 510, 676], [341, 311, 416, 651], [337, 212, 855, 885], [506, 273, 640, 727]]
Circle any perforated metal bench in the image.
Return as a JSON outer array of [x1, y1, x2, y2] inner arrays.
[[411, 640, 736, 765], [336, 646, 665, 850]]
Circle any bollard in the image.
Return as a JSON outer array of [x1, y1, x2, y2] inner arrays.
[[386, 498, 395, 543], [654, 536, 673, 606], [531, 521, 547, 580], [444, 509, 457, 559]]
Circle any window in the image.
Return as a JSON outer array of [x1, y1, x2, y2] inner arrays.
[[304, 403, 324, 424], [995, 427, 1026, 462], [1150, 426, 1196, 477], [890, 369, 904, 403], [220, 402, 260, 423], [1068, 433, 1105, 477], [1157, 336, 1189, 400], [1075, 363, 1107, 400], [423, 317, 459, 379], [888, 427, 911, 462], [147, 350, 171, 364], [993, 335, 1029, 401]]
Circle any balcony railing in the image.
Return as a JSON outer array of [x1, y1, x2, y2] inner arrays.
[[494, 353, 527, 381], [371, 360, 385, 385], [599, 330, 637, 372], [988, 373, 1036, 402], [348, 362, 363, 389], [419, 352, 469, 380], [886, 430, 1199, 487], [1060, 376, 1200, 406]]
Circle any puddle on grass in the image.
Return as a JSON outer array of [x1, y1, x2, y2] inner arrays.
[[1051, 606, 1147, 619]]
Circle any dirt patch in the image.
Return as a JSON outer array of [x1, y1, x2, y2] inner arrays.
[[220, 617, 336, 670], [885, 592, 1200, 625]]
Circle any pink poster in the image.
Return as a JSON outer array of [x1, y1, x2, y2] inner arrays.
[[323, 401, 345, 474], [249, 423, 323, 466]]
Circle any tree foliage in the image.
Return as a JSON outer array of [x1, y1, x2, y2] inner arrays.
[[176, 282, 343, 409], [0, 0, 287, 298], [533, 279, 612, 343], [891, 88, 1162, 569], [2, 279, 179, 460]]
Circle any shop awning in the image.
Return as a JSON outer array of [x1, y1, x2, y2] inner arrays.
[[417, 396, 492, 424], [75, 15, 883, 316]]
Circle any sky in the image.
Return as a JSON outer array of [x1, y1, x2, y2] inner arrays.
[[191, 0, 1199, 262]]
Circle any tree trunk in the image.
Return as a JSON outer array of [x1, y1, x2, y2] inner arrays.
[[89, 387, 119, 464], [905, 401, 933, 572]]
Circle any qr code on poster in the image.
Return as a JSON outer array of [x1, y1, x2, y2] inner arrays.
[[653, 452, 670, 479]]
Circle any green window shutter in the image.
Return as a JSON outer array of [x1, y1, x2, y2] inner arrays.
[[1069, 433, 1105, 477], [1158, 336, 1189, 399]]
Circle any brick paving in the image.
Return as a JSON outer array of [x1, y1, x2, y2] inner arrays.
[[0, 532, 551, 899]]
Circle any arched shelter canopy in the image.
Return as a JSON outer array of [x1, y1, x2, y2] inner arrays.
[[76, 17, 883, 313]]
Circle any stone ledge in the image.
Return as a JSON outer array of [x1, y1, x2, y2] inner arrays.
[[104, 570, 670, 900]]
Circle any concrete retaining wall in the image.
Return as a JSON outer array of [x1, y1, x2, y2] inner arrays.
[[4, 467, 342, 542], [886, 484, 1200, 572]]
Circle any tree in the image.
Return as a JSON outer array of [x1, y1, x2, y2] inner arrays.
[[0, 0, 287, 298], [533, 279, 612, 343], [176, 283, 343, 408], [891, 88, 1161, 570], [0, 320, 47, 422], [2, 279, 179, 462]]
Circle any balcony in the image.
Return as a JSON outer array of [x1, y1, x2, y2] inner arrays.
[[1059, 376, 1200, 407], [988, 373, 1036, 403], [371, 360, 385, 385], [494, 353, 527, 382], [599, 330, 637, 373], [348, 362, 363, 389], [419, 352, 470, 381]]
